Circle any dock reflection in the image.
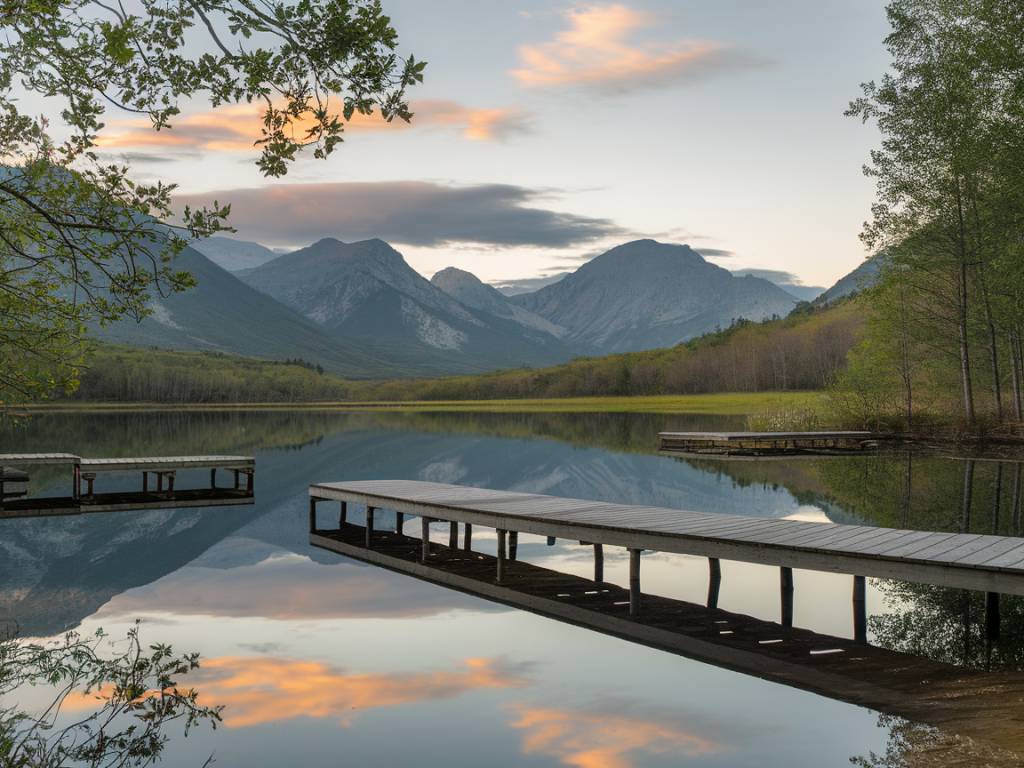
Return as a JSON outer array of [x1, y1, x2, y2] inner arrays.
[[312, 522, 1024, 761]]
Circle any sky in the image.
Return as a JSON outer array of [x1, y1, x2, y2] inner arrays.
[[95, 0, 893, 289]]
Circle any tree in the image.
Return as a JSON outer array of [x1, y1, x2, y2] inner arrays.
[[1, 624, 221, 766], [0, 0, 424, 403]]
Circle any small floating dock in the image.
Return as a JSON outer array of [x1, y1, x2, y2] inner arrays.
[[658, 430, 881, 457], [0, 453, 255, 518]]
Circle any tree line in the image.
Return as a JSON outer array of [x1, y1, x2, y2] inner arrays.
[[832, 1, 1024, 431]]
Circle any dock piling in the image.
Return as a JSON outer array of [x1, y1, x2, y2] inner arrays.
[[629, 548, 642, 616], [780, 567, 794, 628], [497, 529, 507, 583], [509, 531, 519, 561], [449, 521, 458, 549], [309, 497, 318, 533], [594, 543, 604, 582], [339, 501, 347, 525], [987, 592, 1001, 641], [365, 507, 375, 548], [421, 518, 431, 561], [853, 575, 867, 643], [464, 523, 473, 550], [708, 558, 722, 610], [395, 511, 404, 533]]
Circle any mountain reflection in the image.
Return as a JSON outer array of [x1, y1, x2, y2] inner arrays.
[[188, 656, 527, 728], [509, 705, 724, 768]]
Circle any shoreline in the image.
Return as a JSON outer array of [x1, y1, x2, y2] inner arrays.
[[2, 392, 816, 416]]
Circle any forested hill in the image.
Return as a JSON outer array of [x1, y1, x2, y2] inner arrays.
[[57, 299, 862, 404]]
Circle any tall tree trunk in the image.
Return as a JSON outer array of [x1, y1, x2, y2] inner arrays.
[[1012, 327, 1024, 422], [955, 185, 976, 425], [976, 263, 1003, 420]]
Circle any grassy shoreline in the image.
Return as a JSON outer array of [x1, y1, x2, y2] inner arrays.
[[5, 391, 821, 415]]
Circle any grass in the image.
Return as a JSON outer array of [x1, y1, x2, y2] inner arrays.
[[11, 391, 822, 415]]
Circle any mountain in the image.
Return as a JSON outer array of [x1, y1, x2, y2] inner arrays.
[[491, 273, 570, 296], [511, 239, 798, 353], [815, 253, 889, 306], [93, 246, 404, 377], [431, 267, 567, 338], [730, 269, 825, 302], [239, 238, 576, 374], [191, 236, 281, 272]]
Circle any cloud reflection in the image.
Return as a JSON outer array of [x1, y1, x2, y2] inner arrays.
[[191, 656, 527, 728], [510, 705, 722, 768]]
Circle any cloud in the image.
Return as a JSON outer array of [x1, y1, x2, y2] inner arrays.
[[731, 268, 802, 284], [510, 705, 723, 768], [175, 181, 626, 248], [694, 247, 735, 258], [96, 99, 530, 155], [511, 4, 763, 92]]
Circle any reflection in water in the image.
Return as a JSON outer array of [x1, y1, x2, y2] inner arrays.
[[5, 410, 1024, 766], [189, 656, 526, 728], [510, 706, 722, 768]]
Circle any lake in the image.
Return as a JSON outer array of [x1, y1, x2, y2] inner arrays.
[[2, 410, 1023, 766]]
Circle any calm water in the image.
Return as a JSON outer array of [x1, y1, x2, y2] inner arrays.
[[2, 411, 1023, 766]]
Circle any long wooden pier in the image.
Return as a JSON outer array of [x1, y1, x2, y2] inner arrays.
[[309, 521, 1024, 760], [307, 480, 1024, 601], [0, 453, 255, 518]]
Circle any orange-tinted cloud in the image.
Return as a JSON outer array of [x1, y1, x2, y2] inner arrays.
[[189, 656, 527, 728], [512, 4, 758, 91], [97, 99, 528, 154], [510, 706, 722, 768]]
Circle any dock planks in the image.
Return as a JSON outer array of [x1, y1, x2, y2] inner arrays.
[[308, 480, 1024, 596]]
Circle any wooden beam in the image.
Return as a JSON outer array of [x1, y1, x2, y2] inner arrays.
[[853, 575, 866, 643], [365, 506, 375, 548], [708, 557, 722, 610], [629, 548, 641, 617], [780, 567, 794, 628], [497, 529, 507, 583]]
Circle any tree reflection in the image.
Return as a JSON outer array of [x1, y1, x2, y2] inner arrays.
[[0, 623, 219, 767]]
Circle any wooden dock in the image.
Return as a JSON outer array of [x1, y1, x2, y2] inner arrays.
[[0, 453, 255, 518], [310, 522, 1024, 759], [658, 430, 881, 456], [308, 480, 1024, 607]]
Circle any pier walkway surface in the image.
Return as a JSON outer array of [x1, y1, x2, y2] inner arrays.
[[0, 453, 255, 517], [308, 485, 1024, 762], [308, 479, 1024, 598]]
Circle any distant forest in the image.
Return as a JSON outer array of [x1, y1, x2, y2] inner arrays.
[[57, 300, 862, 404]]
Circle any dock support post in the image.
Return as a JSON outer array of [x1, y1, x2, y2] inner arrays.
[[210, 468, 217, 489], [309, 497, 318, 533], [395, 511, 404, 533], [629, 548, 641, 617], [142, 471, 148, 493], [594, 543, 604, 582], [853, 575, 867, 643], [547, 536, 556, 546], [421, 518, 430, 561], [509, 531, 518, 561], [464, 524, 472, 550], [780, 567, 794, 628], [708, 558, 722, 610], [987, 592, 1001, 641], [339, 501, 347, 525], [449, 521, 458, 549], [497, 529, 507, 583], [365, 507, 375, 548]]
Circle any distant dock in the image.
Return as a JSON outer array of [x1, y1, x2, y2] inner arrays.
[[658, 430, 882, 457], [0, 453, 255, 518]]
